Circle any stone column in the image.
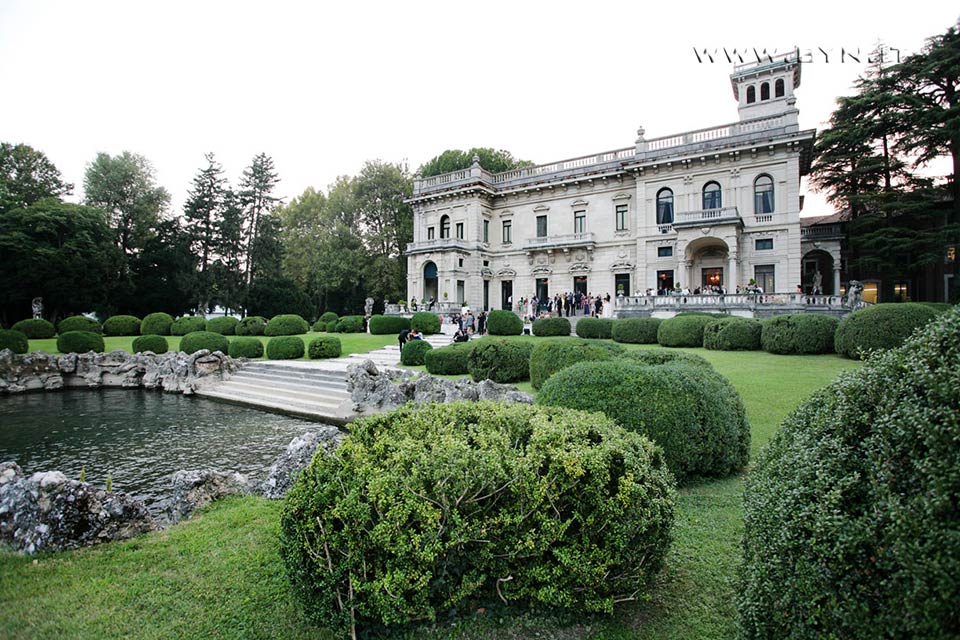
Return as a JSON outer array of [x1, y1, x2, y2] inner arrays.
[[833, 265, 842, 296], [677, 259, 687, 288], [728, 253, 739, 291]]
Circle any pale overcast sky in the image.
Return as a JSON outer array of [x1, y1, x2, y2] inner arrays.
[[1, 0, 957, 217]]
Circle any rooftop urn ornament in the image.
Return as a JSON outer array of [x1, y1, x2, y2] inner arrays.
[[471, 153, 480, 167], [635, 126, 646, 142], [31, 297, 43, 319]]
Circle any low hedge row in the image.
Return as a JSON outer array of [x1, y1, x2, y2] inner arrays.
[[0, 329, 28, 354], [132, 334, 169, 354], [170, 316, 206, 336], [621, 348, 712, 368], [487, 310, 522, 336], [368, 315, 411, 335], [141, 312, 174, 335], [179, 331, 228, 355], [228, 336, 264, 359], [760, 313, 838, 355], [308, 336, 341, 359], [58, 316, 102, 335], [56, 331, 104, 354], [410, 311, 441, 335], [267, 336, 305, 359], [529, 340, 612, 390], [319, 311, 339, 325], [611, 318, 661, 344], [103, 315, 140, 336], [703, 317, 762, 351], [423, 342, 474, 375], [834, 302, 939, 359], [237, 316, 267, 336], [532, 317, 571, 337], [468, 339, 533, 383], [265, 314, 309, 336], [657, 315, 714, 347], [11, 318, 55, 339], [575, 317, 613, 339], [400, 339, 433, 365], [206, 316, 240, 335]]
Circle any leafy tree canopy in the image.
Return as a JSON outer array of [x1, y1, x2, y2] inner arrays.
[[0, 143, 73, 215], [418, 148, 533, 178]]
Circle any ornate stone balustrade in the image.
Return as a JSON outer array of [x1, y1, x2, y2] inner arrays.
[[800, 224, 844, 239], [405, 238, 473, 254], [673, 206, 743, 228], [615, 292, 862, 318], [523, 232, 596, 251]]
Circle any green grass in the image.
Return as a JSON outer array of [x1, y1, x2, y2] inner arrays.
[[0, 341, 861, 639]]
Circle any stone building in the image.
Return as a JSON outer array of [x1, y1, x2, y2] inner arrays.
[[405, 58, 815, 311]]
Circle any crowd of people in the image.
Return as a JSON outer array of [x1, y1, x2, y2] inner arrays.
[[511, 292, 614, 322]]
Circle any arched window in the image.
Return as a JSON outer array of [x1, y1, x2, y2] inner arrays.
[[760, 82, 770, 101], [775, 78, 785, 98], [656, 188, 674, 225], [702, 181, 722, 210], [754, 175, 774, 214], [746, 85, 756, 104], [439, 214, 450, 239]]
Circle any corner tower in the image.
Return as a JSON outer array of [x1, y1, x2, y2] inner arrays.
[[730, 58, 801, 123]]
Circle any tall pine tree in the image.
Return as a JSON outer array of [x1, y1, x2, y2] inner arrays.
[[238, 153, 281, 292], [183, 153, 230, 313]]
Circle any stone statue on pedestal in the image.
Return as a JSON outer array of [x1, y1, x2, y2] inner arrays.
[[812, 270, 823, 294], [364, 297, 375, 317], [31, 297, 43, 319], [845, 280, 863, 308]]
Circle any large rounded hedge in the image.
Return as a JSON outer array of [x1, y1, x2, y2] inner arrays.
[[308, 336, 341, 359], [486, 310, 523, 336], [760, 313, 838, 355], [57, 315, 102, 335], [228, 336, 264, 359], [0, 330, 28, 354], [279, 401, 677, 633], [575, 317, 614, 339], [400, 339, 433, 365], [467, 339, 533, 383], [368, 315, 411, 335], [236, 316, 267, 336], [318, 311, 339, 325], [834, 302, 939, 360], [141, 312, 174, 336], [103, 315, 141, 336], [311, 320, 328, 332], [266, 336, 305, 360], [739, 307, 960, 639], [611, 318, 661, 344], [206, 316, 240, 335], [56, 331, 105, 354], [179, 331, 229, 355], [333, 315, 364, 333], [620, 347, 713, 369], [11, 318, 55, 339], [656, 315, 713, 347], [703, 317, 761, 351], [410, 311, 441, 335], [423, 342, 475, 375], [131, 334, 169, 354], [529, 340, 612, 390], [538, 360, 750, 483], [171, 316, 207, 336], [532, 316, 571, 337], [265, 314, 309, 336]]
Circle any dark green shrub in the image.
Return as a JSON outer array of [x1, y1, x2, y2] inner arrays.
[[206, 316, 240, 335], [400, 339, 433, 365], [760, 313, 838, 355], [311, 320, 327, 332], [308, 336, 341, 359], [179, 331, 229, 355], [333, 315, 364, 333], [919, 302, 953, 314], [171, 316, 206, 336], [739, 307, 960, 640], [703, 317, 761, 351], [368, 315, 411, 335], [56, 331, 105, 354], [103, 315, 140, 336], [467, 339, 533, 383], [539, 360, 749, 483], [575, 317, 614, 339], [0, 330, 28, 354], [487, 309, 523, 336], [228, 337, 264, 359], [319, 311, 339, 325], [657, 315, 713, 347], [423, 342, 475, 375], [266, 336, 306, 360], [279, 401, 677, 633], [141, 312, 174, 336], [11, 318, 55, 339], [265, 314, 309, 336], [532, 316, 571, 337], [410, 311, 441, 335], [236, 316, 267, 336], [584, 339, 627, 356], [57, 315, 102, 335], [834, 303, 939, 360], [620, 348, 713, 368], [611, 318, 661, 344], [529, 340, 612, 390], [131, 334, 169, 354]]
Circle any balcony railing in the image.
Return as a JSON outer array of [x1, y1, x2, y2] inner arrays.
[[801, 224, 844, 239], [523, 232, 596, 251], [405, 237, 472, 254], [615, 292, 864, 316], [672, 206, 742, 228]]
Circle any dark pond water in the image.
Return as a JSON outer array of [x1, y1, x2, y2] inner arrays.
[[0, 390, 328, 508]]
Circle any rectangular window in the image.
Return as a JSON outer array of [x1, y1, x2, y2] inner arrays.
[[458, 258, 464, 268], [755, 265, 775, 293], [756, 238, 774, 251], [502, 220, 512, 244], [615, 204, 628, 231], [536, 215, 548, 238], [456, 222, 464, 239], [657, 246, 673, 258], [427, 227, 435, 240], [574, 210, 586, 234], [483, 220, 489, 243]]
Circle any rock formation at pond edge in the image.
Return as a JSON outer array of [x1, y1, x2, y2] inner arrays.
[[261, 427, 345, 499]]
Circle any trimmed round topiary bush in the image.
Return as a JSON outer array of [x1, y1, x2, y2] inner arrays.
[[656, 314, 713, 347], [237, 316, 267, 336], [368, 315, 411, 335], [11, 318, 56, 339], [141, 312, 174, 336], [179, 330, 229, 355], [467, 339, 533, 383], [584, 339, 627, 356], [266, 336, 305, 360], [620, 348, 713, 368], [0, 329, 28, 354], [103, 315, 141, 336], [279, 401, 677, 634], [171, 316, 206, 336], [834, 302, 940, 360], [311, 320, 327, 332], [57, 315, 102, 335], [333, 315, 364, 333], [919, 301, 954, 314], [486, 309, 523, 336], [410, 311, 441, 335], [611, 318, 662, 344], [575, 317, 614, 339], [56, 331, 105, 354], [308, 336, 341, 359], [538, 360, 749, 483], [532, 316, 571, 337], [703, 317, 762, 351], [131, 334, 169, 354], [228, 336, 264, 359], [738, 307, 960, 640], [400, 339, 433, 365], [319, 311, 339, 325], [206, 316, 240, 335], [529, 340, 612, 390], [760, 313, 838, 355], [423, 342, 475, 375], [265, 314, 310, 336]]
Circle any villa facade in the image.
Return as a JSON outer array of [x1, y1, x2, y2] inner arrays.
[[405, 59, 816, 311]]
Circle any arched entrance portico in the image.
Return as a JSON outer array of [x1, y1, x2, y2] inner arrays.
[[423, 261, 438, 303], [684, 237, 735, 291], [801, 249, 837, 294]]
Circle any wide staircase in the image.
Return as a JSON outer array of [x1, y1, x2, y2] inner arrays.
[[345, 332, 454, 367]]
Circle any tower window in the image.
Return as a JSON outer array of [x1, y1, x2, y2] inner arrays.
[[760, 82, 770, 101], [754, 175, 774, 214], [656, 188, 674, 225], [455, 222, 464, 239], [775, 78, 785, 98], [746, 85, 756, 104], [440, 215, 450, 239]]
